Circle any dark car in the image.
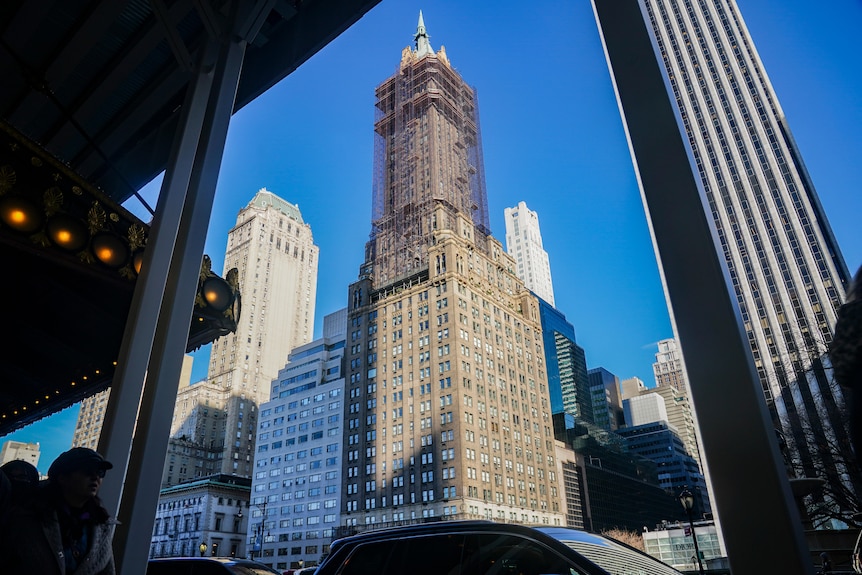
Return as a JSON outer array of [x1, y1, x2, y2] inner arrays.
[[315, 520, 681, 575], [147, 557, 283, 575]]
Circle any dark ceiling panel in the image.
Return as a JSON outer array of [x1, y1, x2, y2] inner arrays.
[[0, 0, 381, 434]]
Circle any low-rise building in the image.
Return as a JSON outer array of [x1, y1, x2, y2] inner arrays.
[[150, 474, 249, 560], [0, 439, 40, 468], [642, 520, 728, 571]]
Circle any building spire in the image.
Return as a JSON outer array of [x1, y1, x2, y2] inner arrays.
[[414, 10, 433, 57]]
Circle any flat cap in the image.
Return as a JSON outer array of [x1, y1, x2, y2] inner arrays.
[[48, 447, 113, 479]]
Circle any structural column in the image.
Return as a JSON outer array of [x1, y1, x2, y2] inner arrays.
[[96, 15, 253, 575]]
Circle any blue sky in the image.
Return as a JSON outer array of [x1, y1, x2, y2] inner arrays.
[[6, 0, 861, 474]]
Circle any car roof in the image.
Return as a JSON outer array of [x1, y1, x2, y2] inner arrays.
[[149, 558, 242, 564], [325, 520, 682, 575], [328, 521, 607, 562], [149, 557, 280, 575], [331, 520, 560, 546], [148, 557, 280, 570]]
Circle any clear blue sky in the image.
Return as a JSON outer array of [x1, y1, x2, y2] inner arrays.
[[6, 0, 861, 475]]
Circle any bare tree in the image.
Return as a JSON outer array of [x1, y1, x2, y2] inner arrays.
[[602, 528, 645, 551], [777, 357, 862, 529]]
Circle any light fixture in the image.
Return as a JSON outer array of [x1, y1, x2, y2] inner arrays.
[[678, 488, 694, 511], [199, 542, 207, 557], [46, 213, 88, 251], [0, 194, 43, 233], [678, 487, 705, 574], [132, 250, 145, 274], [202, 277, 232, 311], [91, 232, 129, 267]]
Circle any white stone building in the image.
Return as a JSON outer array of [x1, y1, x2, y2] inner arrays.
[[150, 474, 250, 560], [504, 201, 555, 307], [207, 189, 319, 476], [0, 440, 40, 468]]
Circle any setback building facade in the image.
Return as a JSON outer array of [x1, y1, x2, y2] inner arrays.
[[653, 338, 687, 392], [343, 14, 562, 529], [207, 189, 319, 476], [651, 339, 702, 463]]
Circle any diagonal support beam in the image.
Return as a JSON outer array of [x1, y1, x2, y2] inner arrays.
[[151, 0, 195, 72], [235, 0, 278, 42], [97, 23, 247, 575]]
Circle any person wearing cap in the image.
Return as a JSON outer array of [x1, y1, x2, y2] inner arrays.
[[1, 459, 41, 497], [1, 447, 117, 575]]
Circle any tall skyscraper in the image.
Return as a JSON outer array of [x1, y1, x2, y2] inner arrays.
[[641, 0, 855, 505], [344, 14, 562, 527], [206, 188, 319, 476], [651, 339, 701, 463], [504, 201, 555, 307], [653, 338, 687, 392]]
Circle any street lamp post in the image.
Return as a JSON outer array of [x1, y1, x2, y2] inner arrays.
[[250, 500, 267, 561], [679, 487, 706, 574], [199, 543, 207, 557]]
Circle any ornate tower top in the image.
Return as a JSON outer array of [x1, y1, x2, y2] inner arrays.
[[414, 11, 433, 57]]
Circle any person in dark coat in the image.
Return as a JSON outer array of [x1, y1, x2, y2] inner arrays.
[[830, 264, 862, 456], [0, 447, 117, 575], [1, 459, 41, 499]]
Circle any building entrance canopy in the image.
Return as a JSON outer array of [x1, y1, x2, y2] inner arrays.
[[0, 0, 379, 433]]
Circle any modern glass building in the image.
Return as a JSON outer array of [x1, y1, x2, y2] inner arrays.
[[537, 298, 592, 423], [617, 418, 709, 518], [643, 521, 725, 572], [588, 367, 623, 432]]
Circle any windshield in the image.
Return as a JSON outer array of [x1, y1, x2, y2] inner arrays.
[[537, 528, 682, 575]]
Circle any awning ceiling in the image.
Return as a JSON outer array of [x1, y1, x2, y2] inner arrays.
[[0, 0, 380, 435]]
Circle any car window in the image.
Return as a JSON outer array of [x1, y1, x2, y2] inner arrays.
[[468, 533, 588, 575], [337, 535, 403, 575]]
